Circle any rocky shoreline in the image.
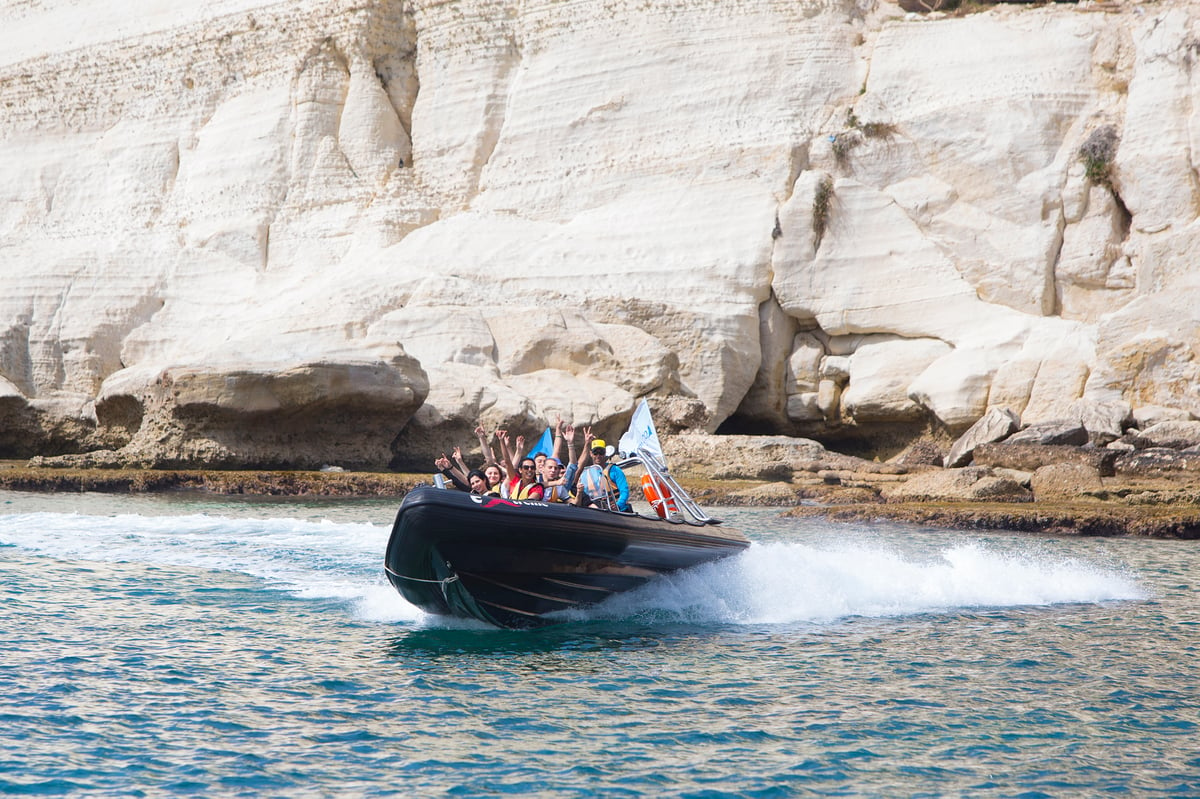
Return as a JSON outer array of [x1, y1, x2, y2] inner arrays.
[[9, 401, 1200, 538], [4, 457, 1199, 539]]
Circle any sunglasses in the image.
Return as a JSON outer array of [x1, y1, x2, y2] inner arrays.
[[519, 464, 536, 470]]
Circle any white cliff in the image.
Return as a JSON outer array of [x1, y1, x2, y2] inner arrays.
[[1, 0, 1197, 468]]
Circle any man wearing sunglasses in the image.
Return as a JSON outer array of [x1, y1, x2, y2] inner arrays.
[[509, 457, 546, 501], [575, 437, 630, 512]]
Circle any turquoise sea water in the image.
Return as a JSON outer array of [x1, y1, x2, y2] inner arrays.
[[1, 488, 1196, 797]]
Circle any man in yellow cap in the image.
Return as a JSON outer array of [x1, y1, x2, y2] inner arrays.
[[576, 434, 630, 512]]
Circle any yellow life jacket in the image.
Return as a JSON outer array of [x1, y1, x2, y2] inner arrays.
[[511, 480, 544, 501]]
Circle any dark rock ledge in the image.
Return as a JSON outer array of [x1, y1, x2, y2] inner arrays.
[[0, 466, 425, 497], [783, 501, 1200, 539]]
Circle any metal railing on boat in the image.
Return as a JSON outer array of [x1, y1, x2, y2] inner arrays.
[[619, 447, 716, 526]]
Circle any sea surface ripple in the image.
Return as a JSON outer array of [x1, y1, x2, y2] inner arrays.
[[1, 490, 1195, 797]]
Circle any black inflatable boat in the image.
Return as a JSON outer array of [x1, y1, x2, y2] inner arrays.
[[384, 484, 749, 628]]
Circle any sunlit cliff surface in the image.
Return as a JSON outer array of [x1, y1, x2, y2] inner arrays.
[[1, 0, 1196, 468]]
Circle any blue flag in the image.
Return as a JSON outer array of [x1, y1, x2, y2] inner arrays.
[[527, 427, 554, 459]]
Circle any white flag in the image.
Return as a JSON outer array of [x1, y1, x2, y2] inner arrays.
[[618, 400, 664, 461]]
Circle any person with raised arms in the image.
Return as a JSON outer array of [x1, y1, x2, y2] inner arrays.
[[497, 430, 545, 501]]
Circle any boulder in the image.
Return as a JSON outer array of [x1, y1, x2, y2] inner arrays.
[[1030, 463, 1104, 501], [1063, 398, 1133, 446], [1134, 420, 1200, 450], [907, 346, 1003, 429], [1108, 432, 1152, 451], [891, 440, 947, 470], [820, 356, 851, 383], [973, 442, 1117, 476], [992, 467, 1033, 487], [711, 461, 794, 482], [98, 347, 429, 469], [1005, 421, 1089, 447], [944, 406, 1020, 468], [882, 467, 1030, 503], [1114, 447, 1200, 478], [1132, 405, 1194, 429], [816, 380, 842, 420], [664, 434, 905, 478], [786, 392, 824, 422], [787, 333, 825, 393], [649, 396, 712, 434]]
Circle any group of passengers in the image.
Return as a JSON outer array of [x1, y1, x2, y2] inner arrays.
[[433, 419, 631, 512]]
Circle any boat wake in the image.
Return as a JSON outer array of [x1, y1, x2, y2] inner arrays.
[[0, 511, 1148, 628], [0, 510, 417, 620], [562, 539, 1149, 626]]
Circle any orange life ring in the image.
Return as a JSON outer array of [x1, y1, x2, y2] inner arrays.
[[641, 474, 679, 519]]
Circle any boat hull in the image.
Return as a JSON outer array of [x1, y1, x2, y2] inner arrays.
[[384, 485, 749, 628]]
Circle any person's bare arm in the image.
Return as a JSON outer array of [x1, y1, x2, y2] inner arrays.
[[475, 424, 497, 466], [497, 429, 518, 477], [551, 416, 565, 461]]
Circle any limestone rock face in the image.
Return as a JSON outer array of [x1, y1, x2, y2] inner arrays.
[[5, 0, 1200, 466], [842, 336, 950, 422]]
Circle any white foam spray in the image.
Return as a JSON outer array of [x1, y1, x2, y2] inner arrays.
[[0, 513, 1147, 628], [565, 539, 1149, 626], [0, 511, 423, 623]]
